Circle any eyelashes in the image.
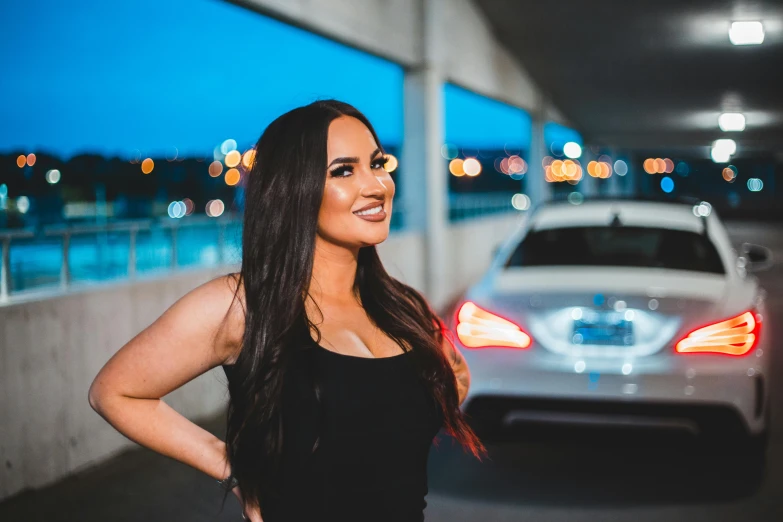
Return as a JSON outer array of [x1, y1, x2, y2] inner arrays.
[[329, 165, 353, 178], [329, 156, 390, 178]]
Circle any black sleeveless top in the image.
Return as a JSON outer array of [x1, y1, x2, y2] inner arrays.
[[222, 341, 444, 522]]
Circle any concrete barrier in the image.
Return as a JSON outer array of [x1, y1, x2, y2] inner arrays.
[[0, 267, 233, 500]]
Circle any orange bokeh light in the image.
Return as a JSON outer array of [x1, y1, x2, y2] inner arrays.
[[654, 158, 666, 174], [16, 155, 26, 168], [449, 158, 465, 177], [225, 150, 241, 168], [550, 160, 564, 180], [643, 158, 655, 174], [242, 149, 256, 169], [499, 157, 510, 174], [208, 160, 223, 177], [545, 160, 583, 183], [141, 158, 154, 174], [225, 168, 241, 186], [383, 153, 399, 173], [26, 153, 36, 167], [508, 155, 526, 174], [563, 160, 576, 178]]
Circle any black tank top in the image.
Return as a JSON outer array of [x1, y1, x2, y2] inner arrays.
[[222, 340, 444, 522]]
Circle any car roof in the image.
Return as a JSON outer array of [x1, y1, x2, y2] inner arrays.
[[529, 199, 709, 233]]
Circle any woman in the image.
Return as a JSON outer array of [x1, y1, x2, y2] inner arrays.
[[88, 100, 484, 521]]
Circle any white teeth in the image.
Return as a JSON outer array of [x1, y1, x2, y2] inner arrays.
[[355, 205, 383, 216]]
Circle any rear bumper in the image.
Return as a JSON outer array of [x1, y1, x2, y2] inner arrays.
[[460, 347, 769, 436], [464, 395, 757, 438]]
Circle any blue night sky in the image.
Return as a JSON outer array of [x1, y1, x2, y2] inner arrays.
[[0, 0, 580, 159], [544, 122, 583, 150], [444, 84, 532, 150]]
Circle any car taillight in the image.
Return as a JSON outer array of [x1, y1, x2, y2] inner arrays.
[[455, 301, 532, 349], [675, 310, 761, 356]]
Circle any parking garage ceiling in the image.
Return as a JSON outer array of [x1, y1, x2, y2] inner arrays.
[[474, 0, 783, 159]]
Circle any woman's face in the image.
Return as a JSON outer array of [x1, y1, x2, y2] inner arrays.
[[317, 115, 395, 249]]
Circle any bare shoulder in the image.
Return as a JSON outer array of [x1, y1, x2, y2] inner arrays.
[[200, 272, 246, 365], [88, 272, 247, 405], [144, 271, 247, 366]]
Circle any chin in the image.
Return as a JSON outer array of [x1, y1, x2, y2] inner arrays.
[[364, 233, 390, 246], [357, 229, 390, 247]]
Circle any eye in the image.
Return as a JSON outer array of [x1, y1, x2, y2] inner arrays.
[[329, 165, 353, 178], [371, 156, 390, 170]]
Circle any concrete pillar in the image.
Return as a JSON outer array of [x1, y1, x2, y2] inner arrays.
[[399, 0, 448, 307], [580, 146, 599, 198], [636, 153, 654, 197], [401, 73, 429, 232], [527, 97, 550, 207], [624, 152, 638, 197], [402, 67, 448, 305], [606, 148, 622, 197]]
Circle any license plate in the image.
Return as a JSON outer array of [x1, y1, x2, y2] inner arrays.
[[573, 312, 634, 346]]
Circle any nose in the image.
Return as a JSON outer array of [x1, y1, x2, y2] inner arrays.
[[359, 168, 389, 199]]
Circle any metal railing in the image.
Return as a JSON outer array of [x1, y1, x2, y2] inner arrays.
[[1, 228, 35, 302], [1, 215, 243, 303], [449, 192, 517, 222]]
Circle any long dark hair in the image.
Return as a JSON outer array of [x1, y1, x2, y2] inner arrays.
[[222, 99, 484, 513]]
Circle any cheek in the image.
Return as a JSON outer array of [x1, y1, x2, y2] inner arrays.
[[318, 182, 355, 227]]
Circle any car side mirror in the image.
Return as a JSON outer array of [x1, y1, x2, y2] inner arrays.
[[738, 242, 773, 273]]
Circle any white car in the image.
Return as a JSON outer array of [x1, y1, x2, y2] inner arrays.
[[451, 198, 771, 459]]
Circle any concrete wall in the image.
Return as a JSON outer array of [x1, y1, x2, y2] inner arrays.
[[233, 0, 570, 124], [377, 229, 427, 293], [0, 213, 521, 500], [0, 267, 234, 500]]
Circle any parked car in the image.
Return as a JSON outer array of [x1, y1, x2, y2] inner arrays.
[[450, 198, 771, 463]]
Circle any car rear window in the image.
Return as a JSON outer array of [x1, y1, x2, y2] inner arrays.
[[505, 226, 725, 274]]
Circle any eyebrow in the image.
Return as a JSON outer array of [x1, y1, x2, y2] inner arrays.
[[328, 148, 383, 168]]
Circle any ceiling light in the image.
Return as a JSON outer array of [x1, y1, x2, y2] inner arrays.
[[719, 112, 746, 131], [729, 21, 764, 45], [563, 142, 582, 159], [713, 138, 737, 155], [711, 147, 731, 163]]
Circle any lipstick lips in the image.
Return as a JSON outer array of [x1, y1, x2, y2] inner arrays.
[[354, 201, 384, 212], [353, 202, 387, 222]]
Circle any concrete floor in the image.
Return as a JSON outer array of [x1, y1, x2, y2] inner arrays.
[[2, 220, 782, 522]]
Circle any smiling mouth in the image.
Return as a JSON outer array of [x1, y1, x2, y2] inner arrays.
[[353, 204, 384, 216]]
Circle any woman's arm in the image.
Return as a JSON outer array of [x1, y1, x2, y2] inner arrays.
[[88, 274, 245, 483], [441, 333, 470, 406]]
